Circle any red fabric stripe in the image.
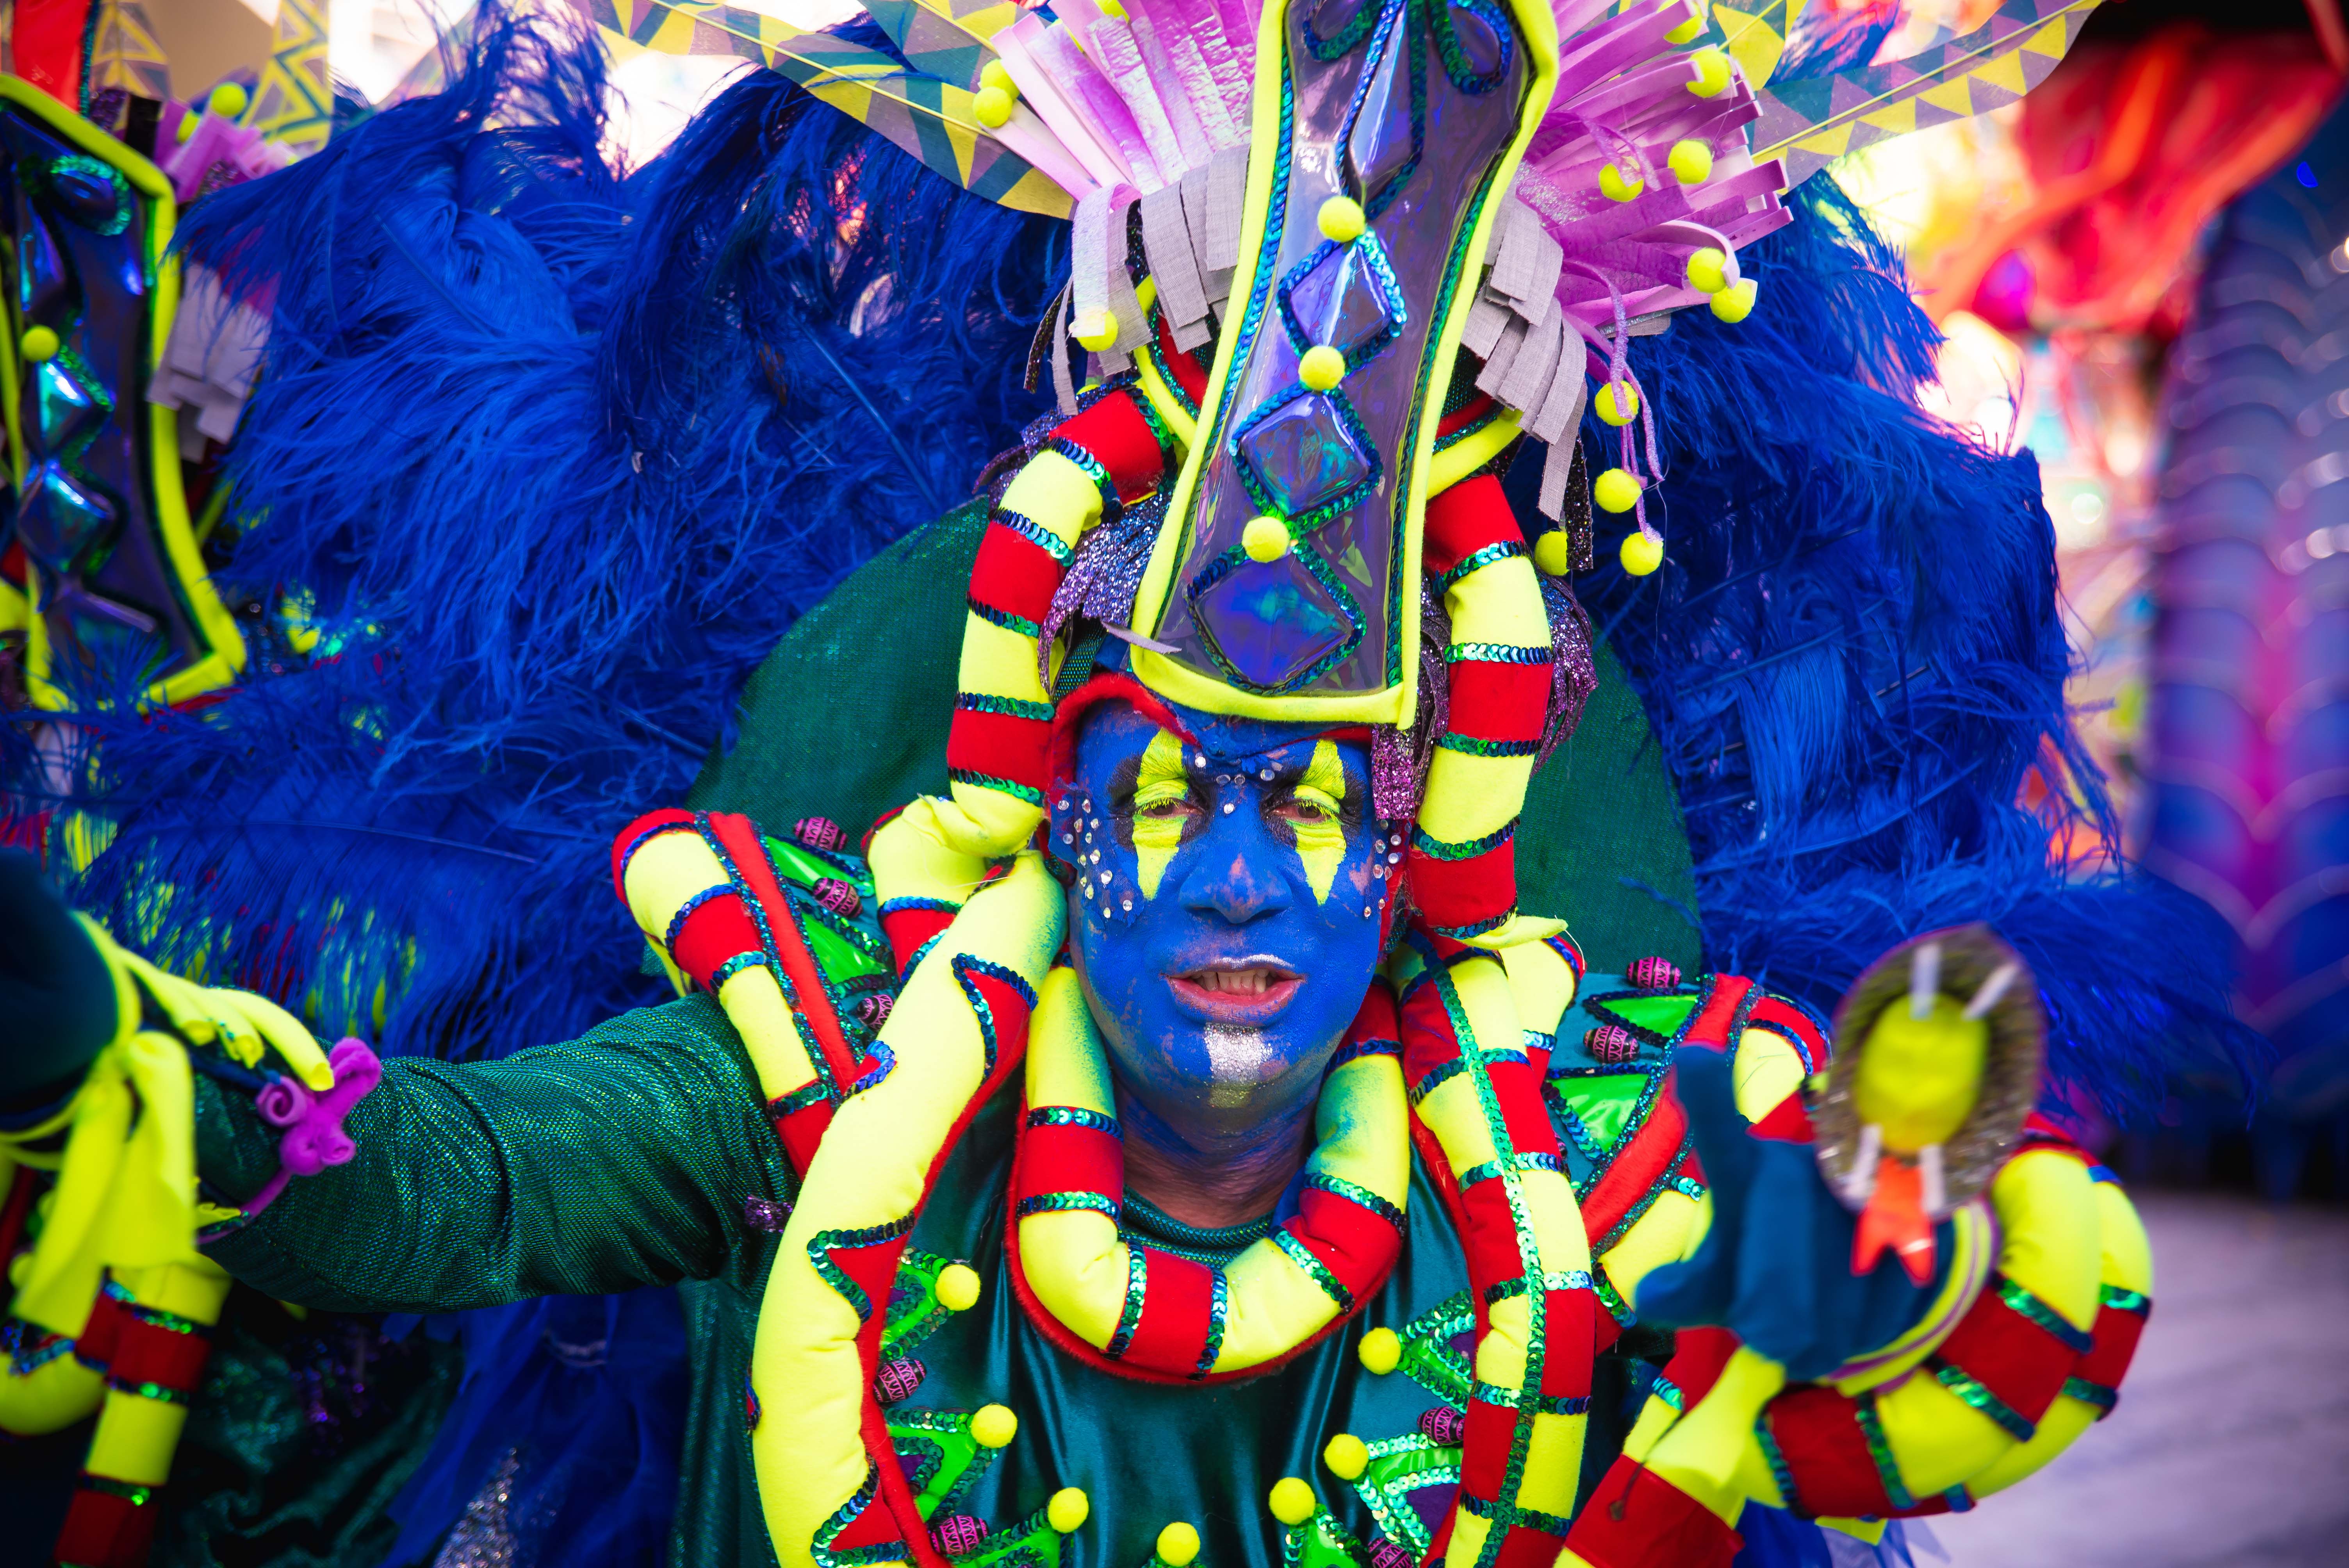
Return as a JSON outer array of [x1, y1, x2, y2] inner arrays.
[[1436, 392, 1501, 442], [1682, 975, 1753, 1051], [54, 1482, 159, 1568], [1764, 1385, 1895, 1517], [1578, 1067, 1690, 1245], [670, 898, 763, 990], [1123, 1248, 1214, 1372], [1748, 1092, 1814, 1143], [1541, 1287, 1596, 1399], [1152, 313, 1210, 404], [1400, 980, 1462, 1092], [1461, 1399, 1517, 1497], [1343, 979, 1401, 1050], [704, 814, 861, 1094], [828, 1487, 909, 1551], [1937, 1292, 2078, 1425], [1406, 841, 1517, 931], [2075, 1301, 2148, 1389], [1014, 1123, 1125, 1205], [773, 1103, 833, 1173], [1423, 475, 1520, 577], [970, 523, 1066, 622], [73, 1290, 127, 1368], [1290, 1188, 1402, 1300], [1566, 1459, 1743, 1568], [1485, 1058, 1559, 1157], [1493, 1524, 1570, 1568], [880, 908, 956, 972], [109, 1319, 212, 1394], [945, 707, 1054, 787], [1658, 1325, 1741, 1406], [1055, 390, 1166, 499], [1457, 1185, 1526, 1299], [1445, 660, 1553, 739], [610, 807, 696, 902]]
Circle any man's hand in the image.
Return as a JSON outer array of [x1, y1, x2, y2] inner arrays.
[[0, 850, 119, 1105], [1634, 1038, 1944, 1382]]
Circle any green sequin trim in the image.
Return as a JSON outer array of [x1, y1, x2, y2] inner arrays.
[[107, 1378, 187, 1404], [955, 691, 1057, 722], [1854, 1390, 1916, 1511], [1434, 733, 1540, 757], [1444, 641, 1550, 665], [711, 950, 765, 990], [1107, 1242, 1148, 1358], [125, 1303, 207, 1336], [1027, 1105, 1123, 1137], [1410, 818, 1518, 861], [1045, 436, 1121, 514], [990, 508, 1075, 565], [2064, 1375, 2119, 1414], [1017, 1191, 1120, 1219], [1996, 1274, 2094, 1352], [1482, 1267, 1590, 1305], [2101, 1285, 2151, 1317], [78, 1474, 152, 1505], [1754, 1415, 1801, 1513], [1470, 1379, 1588, 1416], [1273, 1228, 1355, 1313], [964, 595, 1041, 638], [1648, 1372, 1682, 1411], [1435, 540, 1527, 593], [1460, 1152, 1565, 1190], [1928, 1355, 2036, 1441], [806, 1214, 916, 1323], [769, 1080, 831, 1117], [1196, 1268, 1230, 1379], [946, 768, 1044, 805], [1408, 1047, 1528, 1104], [1303, 1171, 1405, 1230]]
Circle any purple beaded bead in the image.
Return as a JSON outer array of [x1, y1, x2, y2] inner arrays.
[[874, 1356, 927, 1404], [742, 1194, 792, 1233], [1584, 1024, 1641, 1066], [795, 816, 848, 852], [814, 877, 863, 918], [1418, 1406, 1465, 1446], [931, 1515, 987, 1556], [1370, 1540, 1416, 1568], [1625, 955, 1681, 991], [856, 992, 895, 1030]]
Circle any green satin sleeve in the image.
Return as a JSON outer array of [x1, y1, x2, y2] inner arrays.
[[196, 993, 789, 1313]]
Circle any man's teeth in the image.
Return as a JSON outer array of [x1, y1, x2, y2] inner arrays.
[[1195, 968, 1278, 995]]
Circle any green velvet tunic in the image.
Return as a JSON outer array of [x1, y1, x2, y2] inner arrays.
[[194, 990, 1681, 1568]]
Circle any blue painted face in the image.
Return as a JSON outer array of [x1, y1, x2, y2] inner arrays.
[[1053, 698, 1396, 1141]]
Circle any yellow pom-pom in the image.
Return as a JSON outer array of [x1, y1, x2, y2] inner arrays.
[[1048, 1488, 1091, 1533], [981, 59, 1018, 96], [1318, 195, 1366, 244], [7, 1252, 30, 1289], [1156, 1523, 1202, 1567], [1267, 1477, 1318, 1526], [974, 86, 1013, 128], [20, 325, 60, 363], [1593, 468, 1642, 513], [1598, 163, 1644, 203], [1685, 248, 1728, 295], [209, 81, 249, 119], [1322, 1434, 1369, 1481], [1298, 344, 1346, 391], [1620, 530, 1665, 576], [935, 1262, 983, 1311], [1072, 308, 1119, 352], [1533, 530, 1575, 577], [1593, 381, 1638, 426], [1664, 0, 1704, 44], [1357, 1326, 1401, 1375], [1242, 516, 1292, 563], [1668, 139, 1714, 185], [175, 112, 198, 143], [971, 1403, 1018, 1448], [1711, 277, 1758, 323], [1099, 0, 1128, 15], [1686, 46, 1732, 97]]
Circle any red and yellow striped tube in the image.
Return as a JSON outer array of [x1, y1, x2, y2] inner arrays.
[[941, 390, 1171, 858], [1411, 474, 1552, 946]]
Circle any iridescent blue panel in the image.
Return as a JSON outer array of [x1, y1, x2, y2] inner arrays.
[[30, 357, 104, 453], [1194, 553, 1351, 691], [17, 458, 117, 573], [1346, 18, 1419, 212], [16, 205, 68, 319], [1235, 391, 1372, 518], [1281, 237, 1404, 361]]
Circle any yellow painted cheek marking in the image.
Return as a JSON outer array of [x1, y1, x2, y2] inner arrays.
[[1131, 728, 1189, 900], [1292, 738, 1348, 904]]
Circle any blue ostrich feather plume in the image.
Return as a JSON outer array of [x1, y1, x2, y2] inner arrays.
[[7, 4, 1061, 1060], [1529, 177, 2264, 1125]]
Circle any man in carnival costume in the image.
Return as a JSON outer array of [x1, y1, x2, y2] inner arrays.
[[0, 0, 2256, 1565]]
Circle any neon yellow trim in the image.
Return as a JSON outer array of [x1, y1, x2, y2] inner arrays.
[[1602, 1187, 1702, 1310], [1646, 1345, 1787, 1526], [870, 795, 993, 912], [1134, 345, 1198, 448], [1132, 728, 1189, 899], [0, 78, 245, 711], [752, 853, 1064, 1568], [1731, 1029, 1805, 1122], [1499, 935, 1578, 1037], [1289, 739, 1347, 903], [1426, 408, 1523, 493], [1126, 0, 1559, 725], [82, 1258, 230, 1485]]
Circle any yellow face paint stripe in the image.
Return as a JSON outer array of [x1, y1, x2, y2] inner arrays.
[[1130, 729, 1190, 900], [1291, 738, 1349, 905]]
